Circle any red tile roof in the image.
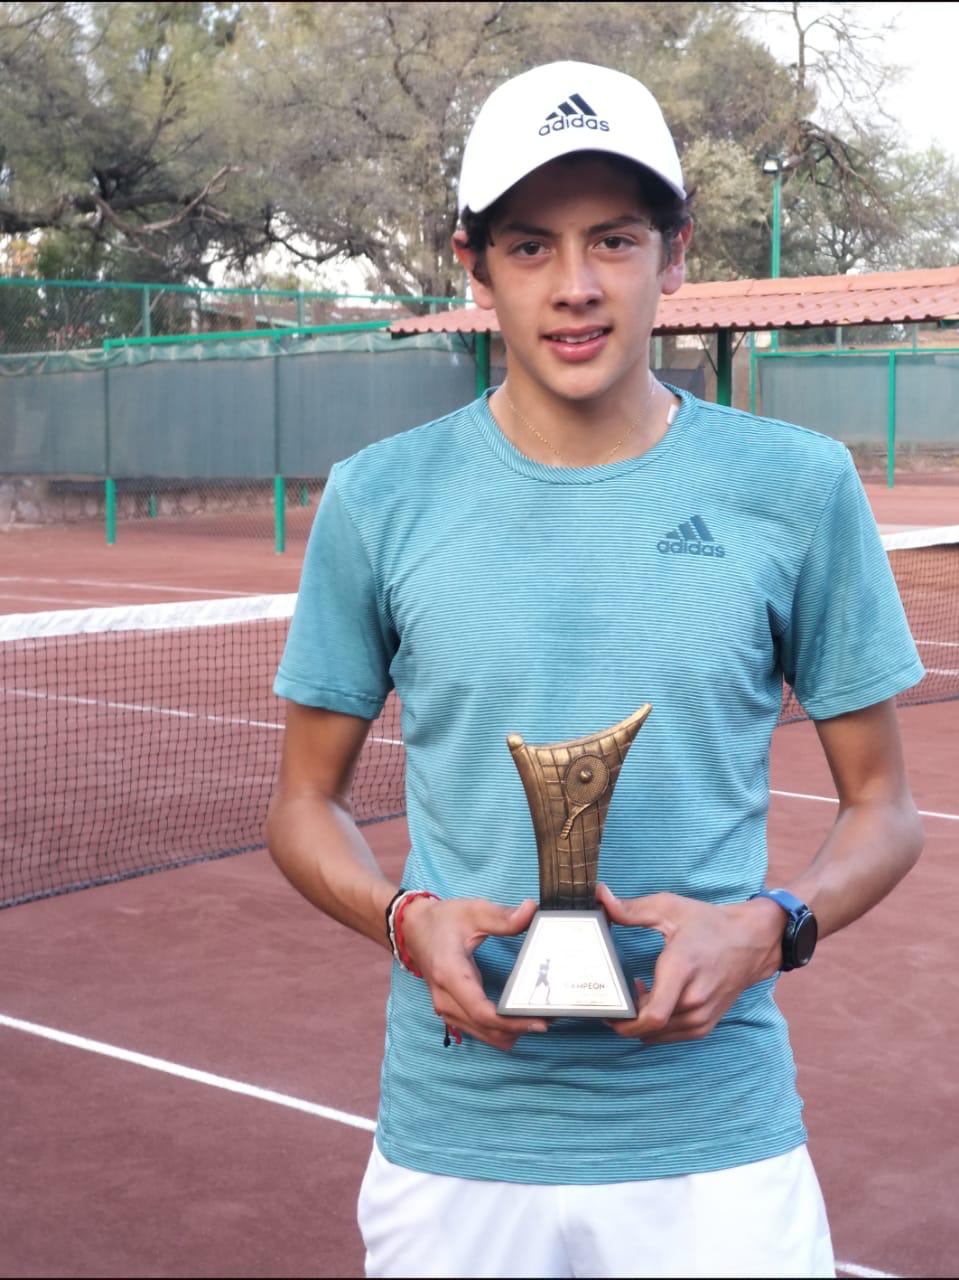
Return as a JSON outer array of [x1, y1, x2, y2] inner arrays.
[[390, 266, 959, 336]]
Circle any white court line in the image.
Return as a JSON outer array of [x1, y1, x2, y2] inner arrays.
[[0, 686, 403, 746], [0, 593, 128, 608], [0, 577, 259, 597], [2, 686, 286, 730], [0, 1012, 899, 1278], [772, 789, 959, 823], [0, 1012, 376, 1133], [0, 680, 944, 809]]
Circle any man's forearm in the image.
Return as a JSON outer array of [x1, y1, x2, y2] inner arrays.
[[265, 788, 396, 949], [266, 787, 545, 1051], [787, 795, 922, 940]]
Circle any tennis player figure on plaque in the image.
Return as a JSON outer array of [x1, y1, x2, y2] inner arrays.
[[498, 705, 652, 1019]]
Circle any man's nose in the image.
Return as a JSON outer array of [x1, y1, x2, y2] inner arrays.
[[550, 248, 603, 308]]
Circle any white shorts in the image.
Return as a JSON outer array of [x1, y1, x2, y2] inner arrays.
[[358, 1140, 834, 1279]]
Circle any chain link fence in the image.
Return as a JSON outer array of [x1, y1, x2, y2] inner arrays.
[[0, 277, 462, 355]]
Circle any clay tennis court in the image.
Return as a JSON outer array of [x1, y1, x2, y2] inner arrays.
[[1, 477, 957, 1278]]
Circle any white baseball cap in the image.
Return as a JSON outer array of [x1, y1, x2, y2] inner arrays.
[[458, 61, 685, 217]]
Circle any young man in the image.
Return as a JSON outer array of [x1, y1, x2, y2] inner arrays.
[[267, 62, 923, 1278]]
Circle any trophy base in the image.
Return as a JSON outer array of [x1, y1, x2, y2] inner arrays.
[[498, 909, 637, 1019]]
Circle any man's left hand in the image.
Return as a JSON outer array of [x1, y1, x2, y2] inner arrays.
[[595, 883, 785, 1044]]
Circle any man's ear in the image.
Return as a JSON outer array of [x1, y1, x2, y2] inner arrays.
[[661, 220, 693, 297], [451, 231, 495, 310]]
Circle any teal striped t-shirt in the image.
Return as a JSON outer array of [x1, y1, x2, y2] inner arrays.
[[274, 387, 923, 1183]]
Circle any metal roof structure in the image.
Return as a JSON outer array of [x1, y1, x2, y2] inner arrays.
[[390, 265, 959, 337]]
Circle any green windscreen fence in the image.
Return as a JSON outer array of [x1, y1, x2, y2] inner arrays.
[[0, 329, 478, 546], [756, 349, 959, 479]]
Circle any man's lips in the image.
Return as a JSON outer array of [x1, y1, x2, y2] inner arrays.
[[542, 327, 611, 361], [543, 326, 612, 345]]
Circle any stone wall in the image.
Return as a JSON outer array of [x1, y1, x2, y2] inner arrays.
[[0, 477, 103, 527], [0, 477, 299, 529]]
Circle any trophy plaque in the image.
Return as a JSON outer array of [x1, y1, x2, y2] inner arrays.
[[498, 705, 652, 1020]]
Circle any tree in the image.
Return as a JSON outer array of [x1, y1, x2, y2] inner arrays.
[[0, 1, 244, 279], [2, 0, 955, 293], [733, 2, 959, 276], [220, 1, 725, 297]]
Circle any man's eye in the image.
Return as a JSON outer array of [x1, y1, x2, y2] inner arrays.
[[600, 235, 633, 250], [514, 241, 544, 257]]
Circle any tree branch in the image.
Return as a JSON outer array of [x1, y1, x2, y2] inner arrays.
[[90, 165, 239, 236]]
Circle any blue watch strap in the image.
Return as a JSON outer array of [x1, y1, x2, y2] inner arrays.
[[750, 888, 806, 917]]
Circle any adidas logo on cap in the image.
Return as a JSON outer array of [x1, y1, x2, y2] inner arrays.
[[538, 92, 610, 137], [656, 516, 726, 558]]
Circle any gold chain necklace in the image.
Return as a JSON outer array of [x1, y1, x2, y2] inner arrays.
[[503, 377, 658, 467]]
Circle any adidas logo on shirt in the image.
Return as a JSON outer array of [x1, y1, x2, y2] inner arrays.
[[656, 516, 726, 558], [538, 93, 611, 137]]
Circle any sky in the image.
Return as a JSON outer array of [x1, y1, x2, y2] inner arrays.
[[878, 2, 959, 156], [748, 1, 959, 160]]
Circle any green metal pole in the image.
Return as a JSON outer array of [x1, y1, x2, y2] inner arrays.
[[475, 331, 491, 395], [103, 367, 116, 545], [103, 318, 395, 352], [716, 329, 733, 406], [770, 173, 782, 279], [770, 171, 782, 352], [273, 354, 285, 553], [105, 477, 117, 545], [274, 475, 286, 553], [141, 285, 151, 339], [887, 351, 897, 489], [749, 333, 757, 415]]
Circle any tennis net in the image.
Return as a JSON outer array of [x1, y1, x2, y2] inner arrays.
[[2, 525, 958, 909]]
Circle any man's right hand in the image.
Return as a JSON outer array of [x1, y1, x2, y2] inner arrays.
[[401, 896, 549, 1051]]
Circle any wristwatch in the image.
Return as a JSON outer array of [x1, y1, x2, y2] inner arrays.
[[749, 888, 818, 971]]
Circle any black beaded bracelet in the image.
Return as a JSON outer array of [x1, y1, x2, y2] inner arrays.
[[384, 886, 408, 965], [384, 886, 407, 940]]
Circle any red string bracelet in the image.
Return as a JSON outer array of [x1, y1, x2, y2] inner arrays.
[[392, 890, 439, 977], [389, 891, 460, 1047]]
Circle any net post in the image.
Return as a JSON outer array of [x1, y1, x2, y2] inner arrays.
[[887, 350, 897, 489], [141, 286, 152, 339], [716, 329, 733, 406], [475, 331, 491, 395]]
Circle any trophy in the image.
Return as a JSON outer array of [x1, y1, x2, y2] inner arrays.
[[498, 705, 652, 1019]]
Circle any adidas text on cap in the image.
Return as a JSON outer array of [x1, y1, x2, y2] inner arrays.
[[458, 61, 685, 217]]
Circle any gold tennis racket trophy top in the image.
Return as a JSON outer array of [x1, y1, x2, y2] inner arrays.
[[498, 705, 652, 1020]]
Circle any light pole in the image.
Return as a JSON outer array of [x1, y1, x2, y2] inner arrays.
[[761, 154, 786, 349]]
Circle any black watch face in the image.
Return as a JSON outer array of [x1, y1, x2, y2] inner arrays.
[[791, 911, 818, 968]]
